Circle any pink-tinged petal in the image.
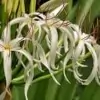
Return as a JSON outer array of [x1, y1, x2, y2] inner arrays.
[[0, 40, 4, 51], [3, 50, 12, 88]]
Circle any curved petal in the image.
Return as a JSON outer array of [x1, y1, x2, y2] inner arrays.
[[48, 26, 58, 69], [60, 27, 75, 49], [83, 42, 98, 85], [63, 50, 72, 83], [24, 69, 33, 100], [14, 49, 33, 67], [10, 37, 30, 49], [9, 17, 27, 25], [74, 40, 84, 60], [94, 44, 100, 85], [17, 22, 28, 37], [14, 49, 34, 100], [63, 33, 68, 52], [69, 24, 82, 42], [36, 43, 60, 85]]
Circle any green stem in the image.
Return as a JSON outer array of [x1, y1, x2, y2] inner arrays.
[[11, 52, 91, 84]]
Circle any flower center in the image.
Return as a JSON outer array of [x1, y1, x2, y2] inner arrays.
[[4, 44, 11, 50]]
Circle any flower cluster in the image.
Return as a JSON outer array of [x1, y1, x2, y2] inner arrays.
[[0, 4, 100, 100]]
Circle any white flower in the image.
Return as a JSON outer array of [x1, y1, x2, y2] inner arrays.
[[0, 24, 34, 100], [70, 24, 98, 85]]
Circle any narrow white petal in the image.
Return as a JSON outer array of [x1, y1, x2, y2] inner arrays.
[[37, 26, 42, 41], [46, 35, 51, 48], [37, 43, 60, 85], [3, 50, 12, 88], [9, 17, 27, 25], [37, 43, 49, 68], [60, 27, 75, 49], [10, 37, 23, 47], [70, 24, 82, 38], [14, 49, 34, 100], [3, 25, 11, 43], [15, 53, 26, 68], [43, 26, 50, 34], [60, 27, 75, 82], [63, 50, 72, 83], [25, 70, 33, 100], [43, 26, 51, 48], [48, 26, 58, 69], [14, 49, 33, 67], [10, 37, 30, 48], [76, 62, 87, 68], [81, 45, 86, 57], [73, 31, 79, 43], [63, 33, 68, 52], [17, 22, 27, 37], [74, 66, 82, 77], [95, 74, 100, 85], [73, 69, 83, 83], [74, 40, 84, 60]]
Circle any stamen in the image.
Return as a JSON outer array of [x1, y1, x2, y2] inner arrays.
[[4, 44, 11, 50]]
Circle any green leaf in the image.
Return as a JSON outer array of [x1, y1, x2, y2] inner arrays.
[[38, 0, 67, 12], [76, 0, 95, 26], [30, 0, 36, 13], [45, 73, 62, 100]]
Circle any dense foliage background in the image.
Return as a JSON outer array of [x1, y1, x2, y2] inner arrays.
[[0, 0, 100, 100]]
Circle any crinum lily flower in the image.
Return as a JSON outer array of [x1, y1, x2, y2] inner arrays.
[[29, 4, 72, 83], [16, 4, 68, 84], [0, 24, 34, 100], [70, 24, 98, 85]]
